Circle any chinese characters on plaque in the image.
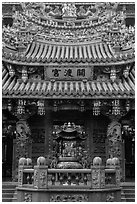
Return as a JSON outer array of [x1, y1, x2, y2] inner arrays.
[[45, 67, 93, 79]]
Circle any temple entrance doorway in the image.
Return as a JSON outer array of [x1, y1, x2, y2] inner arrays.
[[2, 133, 13, 181], [121, 110, 135, 181], [2, 112, 16, 181], [124, 133, 135, 181]]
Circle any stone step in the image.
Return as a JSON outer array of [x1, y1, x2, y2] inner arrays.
[[2, 197, 17, 202], [121, 182, 135, 202], [2, 192, 17, 198], [2, 185, 17, 189], [2, 189, 16, 193], [125, 193, 135, 198], [121, 198, 127, 202], [125, 198, 135, 202], [2, 182, 17, 202]]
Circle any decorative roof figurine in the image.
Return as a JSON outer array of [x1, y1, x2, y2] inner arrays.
[[62, 3, 77, 18]]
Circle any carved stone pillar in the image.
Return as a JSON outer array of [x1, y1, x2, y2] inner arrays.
[[12, 115, 32, 181], [106, 116, 123, 180]]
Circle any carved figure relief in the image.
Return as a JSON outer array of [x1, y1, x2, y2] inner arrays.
[[107, 121, 122, 158], [16, 120, 31, 139], [62, 3, 77, 17], [15, 120, 32, 181], [2, 3, 134, 47]]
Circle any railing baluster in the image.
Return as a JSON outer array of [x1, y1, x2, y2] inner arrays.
[[31, 174, 34, 185], [27, 174, 30, 184], [75, 173, 79, 185], [51, 173, 55, 185], [59, 173, 64, 185], [83, 173, 88, 185], [68, 173, 71, 185]]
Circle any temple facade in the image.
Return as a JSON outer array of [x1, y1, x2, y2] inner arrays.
[[2, 2, 135, 183]]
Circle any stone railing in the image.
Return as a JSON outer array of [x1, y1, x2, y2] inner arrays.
[[18, 156, 120, 189]]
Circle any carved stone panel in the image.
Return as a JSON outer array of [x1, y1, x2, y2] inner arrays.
[[107, 121, 122, 158], [14, 120, 32, 180], [50, 194, 88, 202], [106, 193, 114, 202], [92, 169, 100, 188], [24, 192, 32, 202]]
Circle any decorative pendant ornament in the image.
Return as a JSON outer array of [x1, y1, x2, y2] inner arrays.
[[110, 67, 116, 82], [112, 99, 120, 115], [8, 64, 15, 77], [22, 66, 28, 83]]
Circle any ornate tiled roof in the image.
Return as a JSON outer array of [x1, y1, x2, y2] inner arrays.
[[2, 2, 135, 65], [2, 41, 134, 65], [2, 65, 135, 99]]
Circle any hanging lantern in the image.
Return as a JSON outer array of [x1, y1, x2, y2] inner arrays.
[[7, 100, 12, 112], [93, 100, 101, 116], [37, 100, 45, 115], [80, 101, 85, 112], [17, 99, 25, 115], [110, 67, 116, 82], [112, 99, 120, 115], [8, 64, 15, 77], [53, 101, 58, 112], [22, 66, 28, 83], [125, 100, 130, 112]]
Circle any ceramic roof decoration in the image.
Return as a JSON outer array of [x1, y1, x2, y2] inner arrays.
[[2, 2, 135, 65]]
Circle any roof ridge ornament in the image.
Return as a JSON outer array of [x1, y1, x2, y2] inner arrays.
[[62, 3, 77, 21]]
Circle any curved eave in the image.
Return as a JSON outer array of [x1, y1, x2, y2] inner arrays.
[[2, 40, 135, 65], [2, 76, 135, 99], [2, 95, 135, 99], [2, 57, 135, 66]]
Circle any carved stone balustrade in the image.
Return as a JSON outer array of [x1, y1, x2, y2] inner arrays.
[[17, 156, 121, 202], [47, 169, 91, 187]]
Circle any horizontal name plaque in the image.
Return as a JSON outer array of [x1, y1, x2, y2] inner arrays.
[[45, 67, 93, 80]]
